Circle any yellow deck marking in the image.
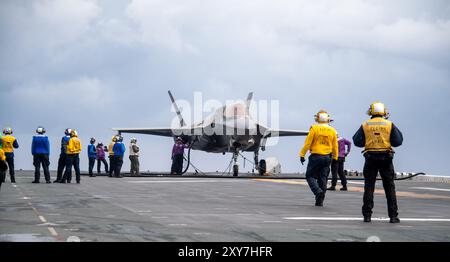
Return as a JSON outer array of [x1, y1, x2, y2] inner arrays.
[[252, 179, 450, 200]]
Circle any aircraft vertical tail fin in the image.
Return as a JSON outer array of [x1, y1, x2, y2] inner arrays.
[[245, 92, 253, 115], [168, 90, 186, 127]]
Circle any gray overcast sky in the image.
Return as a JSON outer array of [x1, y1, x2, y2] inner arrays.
[[1, 0, 449, 175]]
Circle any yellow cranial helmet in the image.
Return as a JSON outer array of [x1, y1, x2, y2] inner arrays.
[[3, 127, 13, 135], [367, 102, 388, 117], [314, 110, 331, 123], [70, 130, 78, 137], [112, 136, 118, 142]]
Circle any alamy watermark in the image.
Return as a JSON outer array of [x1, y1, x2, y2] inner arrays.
[[169, 92, 281, 146]]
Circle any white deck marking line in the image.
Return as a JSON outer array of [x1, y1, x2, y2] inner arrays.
[[283, 217, 450, 222], [411, 187, 450, 192], [48, 227, 58, 237], [347, 181, 365, 185], [38, 215, 47, 223], [128, 180, 238, 183], [13, 184, 61, 241]]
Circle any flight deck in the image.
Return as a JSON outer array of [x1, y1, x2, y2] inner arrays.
[[1, 171, 449, 242]]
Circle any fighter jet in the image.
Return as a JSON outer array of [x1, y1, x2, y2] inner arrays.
[[113, 91, 308, 176]]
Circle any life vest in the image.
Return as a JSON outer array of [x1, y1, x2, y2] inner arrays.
[[300, 124, 338, 159], [362, 117, 392, 152], [0, 149, 5, 161], [108, 142, 115, 156], [2, 135, 16, 153], [129, 143, 139, 156], [67, 137, 82, 154]]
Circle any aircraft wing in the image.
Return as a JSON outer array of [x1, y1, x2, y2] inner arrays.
[[264, 129, 309, 137], [112, 127, 202, 137]]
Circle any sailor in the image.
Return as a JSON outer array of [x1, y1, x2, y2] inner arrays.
[[299, 110, 338, 206], [112, 135, 126, 178], [55, 128, 71, 183], [2, 127, 19, 183], [328, 134, 351, 191], [96, 142, 109, 175], [107, 136, 117, 177], [61, 130, 82, 184], [31, 127, 51, 183], [353, 102, 403, 223], [88, 137, 97, 177], [129, 138, 140, 176], [0, 139, 7, 189], [171, 137, 188, 175]]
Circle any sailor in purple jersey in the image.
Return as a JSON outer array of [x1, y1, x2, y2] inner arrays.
[[171, 137, 189, 175], [328, 135, 352, 191]]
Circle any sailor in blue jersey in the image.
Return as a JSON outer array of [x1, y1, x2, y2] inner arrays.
[[55, 128, 71, 183], [31, 127, 51, 183], [88, 138, 97, 177], [112, 136, 126, 178]]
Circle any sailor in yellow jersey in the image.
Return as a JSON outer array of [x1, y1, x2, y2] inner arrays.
[[0, 139, 8, 189], [107, 136, 117, 178], [300, 110, 338, 206], [2, 127, 19, 183], [353, 102, 403, 223], [61, 130, 82, 184]]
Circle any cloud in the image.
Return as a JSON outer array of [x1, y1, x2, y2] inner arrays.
[[0, 0, 449, 175], [123, 0, 450, 62], [11, 76, 111, 107], [32, 0, 100, 46]]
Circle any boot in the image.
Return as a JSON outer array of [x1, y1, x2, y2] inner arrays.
[[11, 175, 16, 183], [390, 217, 400, 223], [315, 192, 324, 206], [340, 185, 348, 191], [32, 180, 40, 184], [327, 186, 336, 191], [364, 216, 371, 222]]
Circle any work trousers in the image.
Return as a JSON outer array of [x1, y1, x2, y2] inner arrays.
[[113, 155, 123, 177], [108, 155, 115, 177], [305, 154, 332, 196], [56, 154, 67, 181], [97, 158, 109, 174], [5, 157, 15, 182], [88, 157, 96, 176], [171, 154, 184, 175], [0, 160, 7, 186], [362, 152, 398, 218], [63, 154, 81, 183], [33, 154, 51, 182], [331, 157, 347, 187], [129, 155, 140, 175]]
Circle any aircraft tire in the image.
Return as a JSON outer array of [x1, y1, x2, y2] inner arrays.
[[258, 159, 266, 176], [233, 165, 239, 177]]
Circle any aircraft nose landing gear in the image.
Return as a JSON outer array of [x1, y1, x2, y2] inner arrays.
[[232, 151, 239, 177]]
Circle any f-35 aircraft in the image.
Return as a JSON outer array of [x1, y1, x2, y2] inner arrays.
[[113, 91, 308, 176]]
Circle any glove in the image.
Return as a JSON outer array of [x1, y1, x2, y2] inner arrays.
[[300, 157, 305, 165]]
